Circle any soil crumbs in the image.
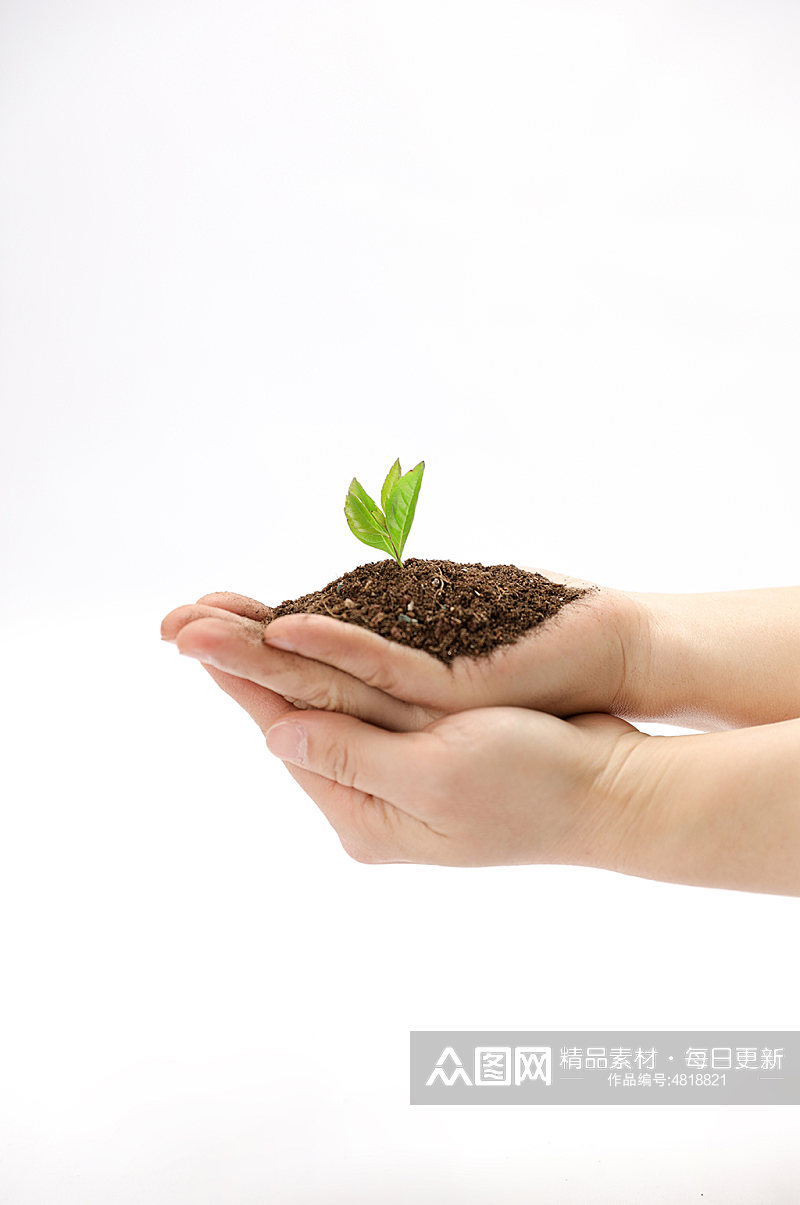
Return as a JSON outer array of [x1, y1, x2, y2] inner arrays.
[[268, 558, 591, 664]]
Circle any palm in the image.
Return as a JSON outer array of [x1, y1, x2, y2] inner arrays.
[[423, 570, 634, 718]]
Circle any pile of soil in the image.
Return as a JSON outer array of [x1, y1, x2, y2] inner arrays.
[[267, 558, 591, 664]]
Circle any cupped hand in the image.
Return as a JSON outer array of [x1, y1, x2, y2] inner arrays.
[[261, 706, 652, 869], [159, 617, 652, 868], [160, 569, 651, 732]]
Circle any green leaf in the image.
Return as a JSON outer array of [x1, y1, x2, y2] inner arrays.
[[349, 477, 381, 517], [344, 479, 398, 560], [385, 460, 424, 559], [380, 458, 402, 514]]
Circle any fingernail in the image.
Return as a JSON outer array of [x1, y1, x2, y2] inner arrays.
[[263, 634, 297, 653], [266, 723, 306, 764]]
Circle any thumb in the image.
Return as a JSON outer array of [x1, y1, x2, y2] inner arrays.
[[264, 709, 436, 806]]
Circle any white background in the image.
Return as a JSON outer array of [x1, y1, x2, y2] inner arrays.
[[1, 1, 799, 1200]]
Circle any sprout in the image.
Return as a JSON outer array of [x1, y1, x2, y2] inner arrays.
[[344, 458, 425, 567]]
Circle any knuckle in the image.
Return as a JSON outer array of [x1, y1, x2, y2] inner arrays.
[[326, 737, 359, 790], [263, 648, 352, 715], [289, 678, 342, 713], [361, 658, 403, 697]]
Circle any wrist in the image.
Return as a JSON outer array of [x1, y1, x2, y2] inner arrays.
[[578, 723, 668, 877], [618, 591, 730, 729], [562, 717, 675, 879], [618, 592, 695, 724], [588, 719, 800, 896], [597, 589, 662, 722], [583, 724, 704, 887], [621, 587, 800, 729]]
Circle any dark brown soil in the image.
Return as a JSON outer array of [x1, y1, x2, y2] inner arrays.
[[267, 558, 592, 664]]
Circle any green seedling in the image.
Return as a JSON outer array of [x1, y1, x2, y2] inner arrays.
[[344, 458, 425, 567]]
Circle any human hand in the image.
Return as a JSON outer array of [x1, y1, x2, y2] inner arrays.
[[261, 704, 800, 892], [160, 569, 649, 732], [163, 579, 800, 732], [257, 706, 651, 868], [160, 591, 800, 893]]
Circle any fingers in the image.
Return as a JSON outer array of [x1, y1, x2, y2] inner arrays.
[[265, 710, 450, 862], [264, 710, 446, 822], [201, 658, 447, 863], [261, 612, 460, 709], [161, 591, 449, 864], [195, 591, 275, 622], [161, 591, 274, 642], [173, 616, 435, 732], [277, 762, 440, 863], [180, 644, 437, 861], [162, 597, 298, 730], [199, 663, 298, 732], [161, 602, 261, 643]]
